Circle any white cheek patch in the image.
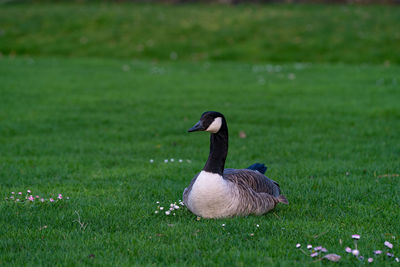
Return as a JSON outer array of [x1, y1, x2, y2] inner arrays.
[[206, 117, 222, 133]]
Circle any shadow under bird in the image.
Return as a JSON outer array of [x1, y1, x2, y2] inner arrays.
[[183, 111, 288, 218]]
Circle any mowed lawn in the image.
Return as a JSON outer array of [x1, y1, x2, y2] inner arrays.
[[1, 56, 399, 265], [1, 2, 400, 266]]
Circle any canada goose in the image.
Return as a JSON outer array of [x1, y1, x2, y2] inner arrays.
[[183, 111, 288, 218]]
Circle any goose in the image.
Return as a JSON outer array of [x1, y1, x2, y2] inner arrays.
[[183, 111, 288, 218]]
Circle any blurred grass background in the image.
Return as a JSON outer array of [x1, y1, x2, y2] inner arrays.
[[1, 3, 399, 63]]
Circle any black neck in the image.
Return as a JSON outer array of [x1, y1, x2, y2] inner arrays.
[[203, 122, 228, 175]]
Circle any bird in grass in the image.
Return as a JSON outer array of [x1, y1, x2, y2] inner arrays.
[[183, 111, 288, 218]]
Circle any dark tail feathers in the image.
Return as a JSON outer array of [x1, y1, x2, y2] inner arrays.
[[247, 163, 267, 174], [277, 195, 289, 205]]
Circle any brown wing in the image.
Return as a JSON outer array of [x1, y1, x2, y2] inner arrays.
[[223, 168, 281, 197]]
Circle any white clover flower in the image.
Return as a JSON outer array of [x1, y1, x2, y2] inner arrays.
[[352, 234, 360, 240], [174, 205, 179, 209], [296, 244, 301, 248], [150, 159, 154, 163], [154, 211, 159, 214], [222, 224, 225, 227], [345, 247, 352, 253], [156, 201, 160, 204], [165, 211, 170, 215], [307, 245, 312, 250], [170, 158, 174, 162], [256, 224, 259, 227], [179, 159, 183, 163], [169, 207, 174, 211], [160, 207, 164, 210]]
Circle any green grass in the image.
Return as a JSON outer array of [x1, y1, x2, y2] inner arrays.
[[1, 2, 400, 265], [1, 3, 400, 63], [0, 56, 399, 265]]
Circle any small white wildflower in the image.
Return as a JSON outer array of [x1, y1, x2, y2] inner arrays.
[[150, 159, 154, 163], [170, 158, 174, 162], [122, 64, 130, 72], [384, 241, 393, 249], [288, 73, 296, 80], [307, 245, 312, 249], [256, 224, 259, 227], [222, 224, 225, 227], [352, 234, 360, 240], [173, 213, 176, 216], [352, 249, 360, 256], [160, 207, 164, 210], [154, 211, 159, 214], [169, 207, 174, 211], [179, 159, 183, 163], [323, 254, 341, 262], [164, 159, 168, 163], [296, 243, 301, 248], [368, 258, 373, 263], [395, 258, 399, 262], [174, 205, 179, 209], [345, 247, 352, 253], [156, 201, 160, 204], [310, 252, 318, 258], [165, 211, 170, 215]]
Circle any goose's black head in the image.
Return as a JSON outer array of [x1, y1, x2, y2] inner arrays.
[[188, 111, 226, 134]]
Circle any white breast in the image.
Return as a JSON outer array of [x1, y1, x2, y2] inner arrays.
[[186, 171, 238, 218]]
